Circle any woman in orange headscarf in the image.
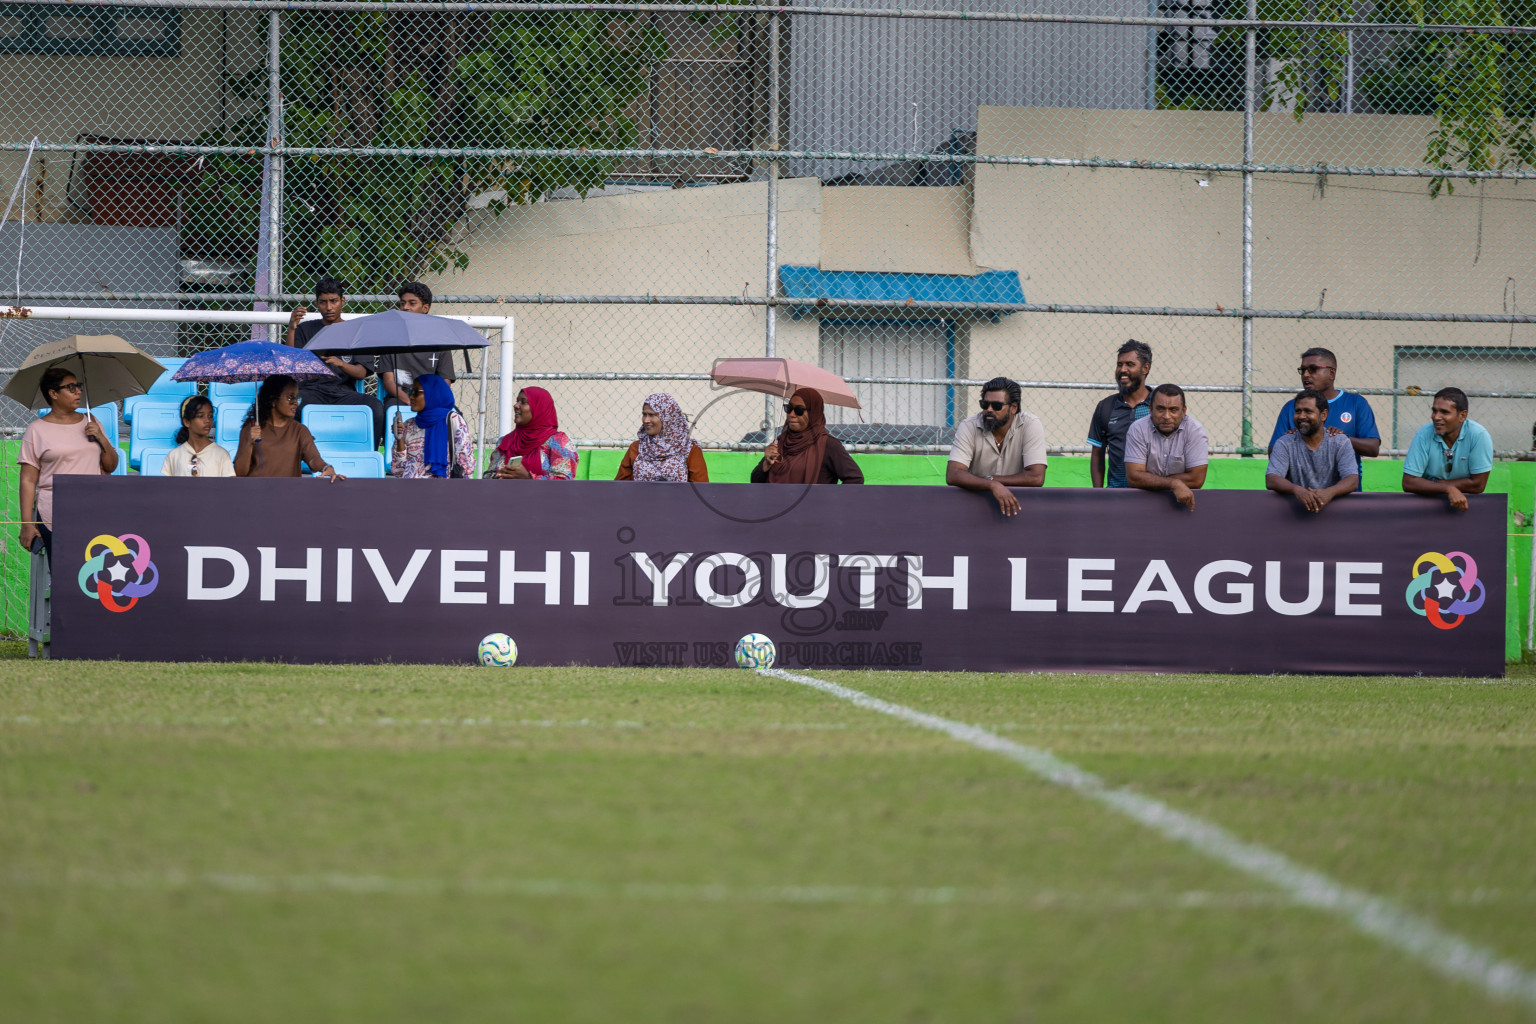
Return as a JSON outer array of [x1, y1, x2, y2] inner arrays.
[[750, 389, 863, 485]]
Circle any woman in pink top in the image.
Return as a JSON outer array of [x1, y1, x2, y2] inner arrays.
[[18, 367, 118, 564]]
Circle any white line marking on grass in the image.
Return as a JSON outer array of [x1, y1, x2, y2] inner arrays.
[[0, 870, 1316, 909], [761, 667, 1536, 1011], [0, 716, 852, 731], [8, 870, 1531, 909]]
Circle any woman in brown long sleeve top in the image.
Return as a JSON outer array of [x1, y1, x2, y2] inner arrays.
[[234, 375, 343, 480], [749, 389, 863, 485], [615, 394, 709, 482]]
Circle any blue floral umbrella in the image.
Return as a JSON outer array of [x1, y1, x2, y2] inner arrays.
[[172, 341, 332, 471], [171, 341, 333, 383]]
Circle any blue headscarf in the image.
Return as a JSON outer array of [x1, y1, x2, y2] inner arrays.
[[415, 374, 455, 478]]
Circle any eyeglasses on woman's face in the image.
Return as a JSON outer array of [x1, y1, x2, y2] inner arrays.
[[53, 381, 82, 394], [783, 403, 809, 416], [279, 392, 299, 406]]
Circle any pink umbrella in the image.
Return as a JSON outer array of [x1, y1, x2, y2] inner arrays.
[[710, 357, 861, 410]]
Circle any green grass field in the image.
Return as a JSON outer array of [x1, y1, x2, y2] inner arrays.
[[2, 649, 1534, 1022]]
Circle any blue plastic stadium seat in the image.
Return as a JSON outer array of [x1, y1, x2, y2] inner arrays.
[[89, 403, 120, 446], [112, 446, 129, 476], [127, 402, 183, 469], [137, 446, 175, 477], [39, 403, 120, 446], [209, 381, 258, 402], [314, 449, 386, 479], [123, 358, 193, 424], [214, 401, 249, 451], [301, 404, 373, 452], [383, 406, 417, 466]]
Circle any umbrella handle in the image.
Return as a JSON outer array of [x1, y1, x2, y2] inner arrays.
[[80, 383, 102, 446]]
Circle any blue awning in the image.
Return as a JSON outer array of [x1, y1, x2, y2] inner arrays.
[[780, 265, 1025, 311]]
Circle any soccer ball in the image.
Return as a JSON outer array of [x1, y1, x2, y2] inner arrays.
[[477, 632, 518, 667], [734, 632, 776, 669]]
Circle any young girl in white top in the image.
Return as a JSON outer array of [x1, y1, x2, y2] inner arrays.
[[163, 395, 236, 477]]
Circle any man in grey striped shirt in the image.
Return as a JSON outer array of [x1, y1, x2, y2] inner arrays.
[[1125, 384, 1209, 509]]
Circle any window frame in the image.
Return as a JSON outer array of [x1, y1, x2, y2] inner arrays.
[[0, 5, 180, 58], [818, 316, 962, 429], [1392, 344, 1536, 449]]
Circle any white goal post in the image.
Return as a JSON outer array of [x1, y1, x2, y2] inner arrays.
[[3, 305, 515, 465]]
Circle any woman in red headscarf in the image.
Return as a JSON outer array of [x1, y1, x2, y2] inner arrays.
[[486, 387, 579, 480], [750, 388, 863, 485]]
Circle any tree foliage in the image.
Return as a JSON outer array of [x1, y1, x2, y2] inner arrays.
[[1157, 1, 1536, 194], [185, 7, 742, 296], [1262, 0, 1536, 193]]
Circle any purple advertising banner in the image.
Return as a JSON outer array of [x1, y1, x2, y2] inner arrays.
[[52, 477, 1505, 675]]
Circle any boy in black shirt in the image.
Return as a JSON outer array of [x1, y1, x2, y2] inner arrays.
[[285, 277, 385, 446]]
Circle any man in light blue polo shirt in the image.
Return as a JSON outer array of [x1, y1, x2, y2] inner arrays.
[[1269, 346, 1379, 489], [1402, 387, 1493, 511]]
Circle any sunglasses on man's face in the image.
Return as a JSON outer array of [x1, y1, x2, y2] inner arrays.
[[978, 400, 1010, 412], [783, 403, 809, 416]]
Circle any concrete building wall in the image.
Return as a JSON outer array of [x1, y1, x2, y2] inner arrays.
[[971, 106, 1536, 451], [421, 105, 1535, 456], [820, 186, 975, 276], [431, 180, 822, 446]]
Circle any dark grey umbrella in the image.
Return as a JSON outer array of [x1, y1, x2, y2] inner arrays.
[[301, 310, 490, 355]]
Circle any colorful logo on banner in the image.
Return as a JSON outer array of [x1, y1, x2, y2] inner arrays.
[[1405, 550, 1485, 630], [78, 534, 159, 613]]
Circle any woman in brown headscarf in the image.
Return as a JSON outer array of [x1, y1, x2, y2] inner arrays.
[[750, 389, 863, 485]]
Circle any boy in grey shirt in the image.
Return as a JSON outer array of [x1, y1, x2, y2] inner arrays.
[[1265, 388, 1359, 513]]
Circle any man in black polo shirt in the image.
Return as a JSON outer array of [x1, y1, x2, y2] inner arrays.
[[1087, 339, 1153, 488], [285, 277, 385, 446]]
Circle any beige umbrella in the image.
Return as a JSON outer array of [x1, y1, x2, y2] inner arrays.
[[3, 334, 165, 410], [711, 356, 862, 410]]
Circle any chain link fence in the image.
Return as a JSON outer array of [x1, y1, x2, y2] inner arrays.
[[2, 1, 1535, 630]]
